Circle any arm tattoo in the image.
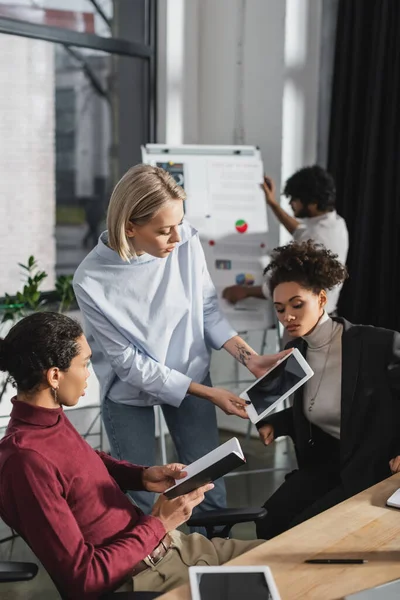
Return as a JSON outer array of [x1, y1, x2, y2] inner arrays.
[[235, 343, 252, 366]]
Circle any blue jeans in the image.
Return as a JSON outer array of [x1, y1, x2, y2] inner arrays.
[[102, 377, 227, 518]]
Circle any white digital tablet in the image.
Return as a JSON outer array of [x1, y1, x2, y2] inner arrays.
[[344, 578, 400, 599], [189, 566, 281, 600], [240, 348, 314, 424], [386, 488, 400, 508]]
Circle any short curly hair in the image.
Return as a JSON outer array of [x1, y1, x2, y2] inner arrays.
[[0, 312, 83, 392], [283, 165, 336, 211], [264, 240, 348, 296]]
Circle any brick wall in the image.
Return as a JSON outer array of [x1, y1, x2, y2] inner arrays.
[[0, 33, 56, 296]]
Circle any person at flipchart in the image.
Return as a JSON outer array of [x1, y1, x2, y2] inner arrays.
[[73, 164, 288, 516], [254, 240, 400, 540], [222, 165, 349, 316]]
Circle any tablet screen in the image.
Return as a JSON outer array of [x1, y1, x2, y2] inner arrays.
[[197, 572, 273, 600], [247, 352, 307, 415]]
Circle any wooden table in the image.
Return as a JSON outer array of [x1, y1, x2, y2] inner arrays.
[[159, 474, 400, 600]]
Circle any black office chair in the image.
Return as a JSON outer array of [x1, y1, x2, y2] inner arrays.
[[187, 506, 267, 539], [0, 560, 38, 582]]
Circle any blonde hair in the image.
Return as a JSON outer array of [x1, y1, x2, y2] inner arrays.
[[107, 164, 186, 261]]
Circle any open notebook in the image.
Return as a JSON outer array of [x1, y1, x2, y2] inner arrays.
[[165, 437, 246, 499]]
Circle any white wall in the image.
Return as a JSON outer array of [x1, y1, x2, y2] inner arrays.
[[280, 0, 322, 244], [0, 34, 56, 296]]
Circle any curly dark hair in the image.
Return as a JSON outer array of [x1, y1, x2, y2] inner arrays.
[[264, 240, 348, 296], [0, 312, 83, 392], [283, 165, 336, 211]]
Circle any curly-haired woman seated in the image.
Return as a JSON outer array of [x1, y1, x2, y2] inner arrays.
[[0, 313, 262, 599], [255, 240, 400, 540]]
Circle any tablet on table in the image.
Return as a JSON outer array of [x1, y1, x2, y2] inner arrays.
[[189, 566, 281, 600]]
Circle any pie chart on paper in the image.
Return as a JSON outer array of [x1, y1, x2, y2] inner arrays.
[[235, 219, 248, 234]]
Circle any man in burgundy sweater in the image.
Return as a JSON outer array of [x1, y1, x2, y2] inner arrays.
[[0, 313, 261, 599]]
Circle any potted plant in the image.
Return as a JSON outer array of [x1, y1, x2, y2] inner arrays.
[[0, 256, 75, 403]]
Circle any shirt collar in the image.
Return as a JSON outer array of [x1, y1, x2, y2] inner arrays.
[[309, 210, 337, 223], [95, 221, 197, 265], [10, 398, 63, 427], [95, 231, 156, 265]]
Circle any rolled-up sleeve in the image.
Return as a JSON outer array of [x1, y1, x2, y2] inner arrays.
[[74, 285, 191, 407], [200, 251, 237, 350]]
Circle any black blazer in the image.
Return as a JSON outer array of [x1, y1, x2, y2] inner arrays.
[[259, 318, 400, 497]]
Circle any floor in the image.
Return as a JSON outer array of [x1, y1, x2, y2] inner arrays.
[[0, 432, 297, 599]]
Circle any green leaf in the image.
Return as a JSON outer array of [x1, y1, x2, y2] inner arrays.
[[17, 263, 30, 271], [36, 272, 47, 282]]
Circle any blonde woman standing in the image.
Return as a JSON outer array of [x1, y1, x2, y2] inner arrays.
[[73, 164, 286, 515]]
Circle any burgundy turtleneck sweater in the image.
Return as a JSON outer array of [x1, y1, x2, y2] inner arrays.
[[0, 399, 166, 599]]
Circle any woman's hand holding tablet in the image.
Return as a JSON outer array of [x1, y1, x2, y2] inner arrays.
[[240, 348, 314, 424], [246, 349, 292, 379]]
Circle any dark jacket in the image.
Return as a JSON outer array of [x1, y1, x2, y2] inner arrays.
[[258, 318, 400, 497]]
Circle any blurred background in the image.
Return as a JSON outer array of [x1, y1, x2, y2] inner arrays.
[[0, 2, 400, 594]]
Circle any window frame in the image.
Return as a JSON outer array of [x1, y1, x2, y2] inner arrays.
[[0, 2, 157, 303]]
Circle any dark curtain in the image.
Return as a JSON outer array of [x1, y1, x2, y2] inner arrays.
[[328, 0, 400, 330]]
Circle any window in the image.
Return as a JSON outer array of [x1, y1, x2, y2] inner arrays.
[[0, 1, 156, 295], [0, 1, 114, 40]]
